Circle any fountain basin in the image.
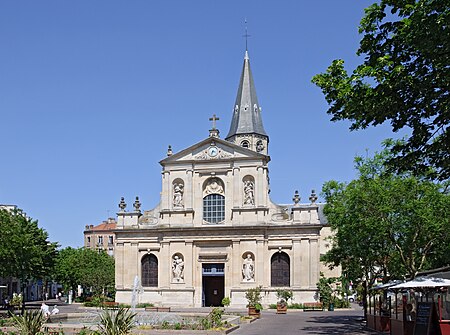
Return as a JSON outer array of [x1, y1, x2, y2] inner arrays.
[[45, 311, 241, 334]]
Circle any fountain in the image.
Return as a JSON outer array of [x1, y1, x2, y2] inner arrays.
[[48, 275, 240, 332], [131, 275, 143, 313]]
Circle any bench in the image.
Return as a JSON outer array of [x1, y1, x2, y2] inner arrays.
[[102, 302, 120, 309], [145, 307, 171, 312], [303, 302, 323, 311]]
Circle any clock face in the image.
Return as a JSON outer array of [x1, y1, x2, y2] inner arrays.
[[208, 146, 219, 157]]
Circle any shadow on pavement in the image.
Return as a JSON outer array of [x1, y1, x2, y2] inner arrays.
[[301, 315, 378, 335]]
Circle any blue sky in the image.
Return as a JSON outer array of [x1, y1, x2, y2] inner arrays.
[[0, 0, 399, 248]]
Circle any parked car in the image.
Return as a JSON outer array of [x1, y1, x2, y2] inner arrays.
[[348, 293, 358, 303]]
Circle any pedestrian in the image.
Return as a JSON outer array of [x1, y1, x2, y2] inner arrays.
[[51, 305, 59, 315], [40, 302, 50, 318]]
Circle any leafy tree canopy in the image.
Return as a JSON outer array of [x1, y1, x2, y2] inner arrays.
[[54, 247, 115, 296], [312, 0, 450, 181], [322, 150, 450, 287], [0, 208, 58, 281]]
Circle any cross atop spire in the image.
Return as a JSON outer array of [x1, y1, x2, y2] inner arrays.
[[243, 19, 251, 51], [209, 114, 220, 138], [209, 114, 220, 130]]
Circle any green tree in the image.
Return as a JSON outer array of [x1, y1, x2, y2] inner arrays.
[[0, 208, 58, 313], [312, 0, 450, 181], [322, 151, 450, 317], [316, 273, 334, 308], [55, 247, 115, 297], [54, 247, 83, 295], [79, 248, 115, 295]]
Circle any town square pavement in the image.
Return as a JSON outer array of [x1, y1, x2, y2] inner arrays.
[[232, 308, 378, 335], [18, 301, 378, 335]]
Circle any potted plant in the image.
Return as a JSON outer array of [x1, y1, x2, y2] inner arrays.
[[275, 289, 293, 314], [245, 286, 262, 318], [221, 296, 230, 311]]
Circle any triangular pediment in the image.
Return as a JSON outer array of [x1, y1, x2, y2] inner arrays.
[[160, 137, 269, 166]]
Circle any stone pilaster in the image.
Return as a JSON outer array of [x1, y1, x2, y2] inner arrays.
[[292, 239, 301, 287], [128, 242, 138, 288], [309, 238, 319, 288], [232, 167, 240, 208], [256, 166, 264, 206], [232, 239, 240, 286], [160, 241, 170, 287], [185, 240, 193, 286], [185, 169, 193, 209], [299, 238, 310, 287], [115, 242, 124, 289], [162, 170, 170, 210], [256, 239, 265, 285]]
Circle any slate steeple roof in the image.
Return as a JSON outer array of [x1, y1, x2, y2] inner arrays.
[[226, 51, 267, 140]]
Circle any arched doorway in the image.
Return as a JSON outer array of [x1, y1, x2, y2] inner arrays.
[[271, 252, 290, 287], [141, 254, 158, 287]]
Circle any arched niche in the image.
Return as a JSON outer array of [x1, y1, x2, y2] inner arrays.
[[242, 175, 255, 206], [171, 253, 185, 282], [172, 178, 184, 208]]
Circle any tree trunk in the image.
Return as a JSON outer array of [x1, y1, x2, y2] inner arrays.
[[21, 281, 26, 315], [362, 281, 368, 320]]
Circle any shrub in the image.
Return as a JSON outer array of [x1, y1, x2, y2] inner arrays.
[[221, 297, 230, 307], [208, 308, 224, 328], [289, 303, 304, 309], [98, 307, 136, 335], [76, 328, 90, 335], [0, 318, 14, 327], [254, 303, 263, 311], [334, 298, 350, 309], [160, 321, 170, 330], [11, 309, 46, 335]]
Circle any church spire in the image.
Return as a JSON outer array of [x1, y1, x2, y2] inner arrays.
[[226, 51, 269, 154]]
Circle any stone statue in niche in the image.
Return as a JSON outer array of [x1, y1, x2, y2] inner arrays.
[[172, 255, 184, 282], [173, 183, 184, 207], [205, 178, 224, 195], [242, 254, 255, 282], [243, 180, 255, 205]]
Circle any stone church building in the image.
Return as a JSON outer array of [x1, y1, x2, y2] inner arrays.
[[114, 50, 337, 307]]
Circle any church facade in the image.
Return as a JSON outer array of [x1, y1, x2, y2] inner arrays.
[[114, 51, 337, 307]]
